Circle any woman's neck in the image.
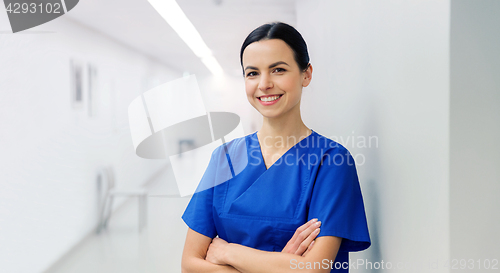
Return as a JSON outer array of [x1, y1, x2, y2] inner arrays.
[[257, 105, 311, 152]]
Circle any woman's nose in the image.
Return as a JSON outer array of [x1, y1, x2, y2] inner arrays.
[[258, 75, 273, 91]]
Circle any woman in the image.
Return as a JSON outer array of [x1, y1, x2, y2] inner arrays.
[[181, 22, 370, 272]]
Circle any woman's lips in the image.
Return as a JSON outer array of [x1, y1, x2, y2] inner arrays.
[[258, 94, 283, 105]]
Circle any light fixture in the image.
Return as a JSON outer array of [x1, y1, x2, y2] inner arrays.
[[148, 0, 224, 76], [201, 56, 224, 77]]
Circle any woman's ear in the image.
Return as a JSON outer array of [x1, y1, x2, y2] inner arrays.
[[302, 63, 313, 87]]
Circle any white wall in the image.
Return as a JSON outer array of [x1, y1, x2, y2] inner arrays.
[[0, 13, 181, 273], [296, 1, 450, 272], [450, 0, 500, 269]]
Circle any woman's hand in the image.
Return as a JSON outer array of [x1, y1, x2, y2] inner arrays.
[[281, 218, 321, 256], [206, 237, 230, 265], [205, 219, 321, 266]]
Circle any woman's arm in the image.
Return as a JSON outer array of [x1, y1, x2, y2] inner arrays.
[[182, 219, 321, 273], [181, 228, 241, 273], [207, 236, 342, 273]]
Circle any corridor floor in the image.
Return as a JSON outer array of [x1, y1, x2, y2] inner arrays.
[[46, 168, 191, 273]]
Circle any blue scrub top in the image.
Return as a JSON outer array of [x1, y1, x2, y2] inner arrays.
[[182, 129, 371, 272]]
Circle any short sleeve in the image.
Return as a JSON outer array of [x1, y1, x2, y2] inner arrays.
[[181, 147, 219, 239], [308, 147, 371, 252]]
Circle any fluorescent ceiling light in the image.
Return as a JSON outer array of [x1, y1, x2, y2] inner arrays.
[[201, 55, 224, 77], [148, 0, 224, 76]]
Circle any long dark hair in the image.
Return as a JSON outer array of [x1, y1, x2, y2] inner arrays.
[[240, 22, 310, 75]]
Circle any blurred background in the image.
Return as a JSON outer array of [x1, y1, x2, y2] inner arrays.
[[0, 0, 499, 272]]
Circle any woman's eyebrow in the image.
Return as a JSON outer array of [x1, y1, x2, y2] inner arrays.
[[244, 61, 290, 71], [269, 61, 289, 68], [244, 66, 258, 71]]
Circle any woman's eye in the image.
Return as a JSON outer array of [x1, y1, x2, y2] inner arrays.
[[246, 71, 257, 77], [273, 68, 286, 73]]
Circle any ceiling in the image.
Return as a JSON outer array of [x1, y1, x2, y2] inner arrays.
[[65, 0, 297, 78]]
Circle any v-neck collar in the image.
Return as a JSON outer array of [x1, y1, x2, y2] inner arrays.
[[253, 129, 315, 171]]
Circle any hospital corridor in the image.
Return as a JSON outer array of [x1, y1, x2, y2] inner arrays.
[[1, 0, 499, 272]]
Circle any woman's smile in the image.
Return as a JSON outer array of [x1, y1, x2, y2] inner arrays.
[[258, 94, 284, 105]]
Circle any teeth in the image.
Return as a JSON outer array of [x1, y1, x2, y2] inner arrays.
[[261, 95, 280, 102]]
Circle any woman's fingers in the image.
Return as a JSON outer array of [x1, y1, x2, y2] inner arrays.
[[302, 239, 315, 257], [293, 223, 321, 255], [281, 218, 318, 253]]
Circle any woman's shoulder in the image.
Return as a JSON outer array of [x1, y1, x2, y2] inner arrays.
[[309, 130, 351, 155], [210, 131, 254, 160]]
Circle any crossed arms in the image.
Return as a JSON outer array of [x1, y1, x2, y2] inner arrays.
[[181, 219, 342, 273]]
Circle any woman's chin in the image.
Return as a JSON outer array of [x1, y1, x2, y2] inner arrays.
[[259, 111, 284, 120]]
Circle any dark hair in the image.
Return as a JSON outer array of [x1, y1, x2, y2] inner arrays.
[[240, 21, 310, 75]]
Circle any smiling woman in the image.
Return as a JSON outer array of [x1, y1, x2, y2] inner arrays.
[[243, 39, 308, 119], [181, 22, 371, 273]]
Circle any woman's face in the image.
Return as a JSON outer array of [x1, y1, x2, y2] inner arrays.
[[242, 39, 312, 120]]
